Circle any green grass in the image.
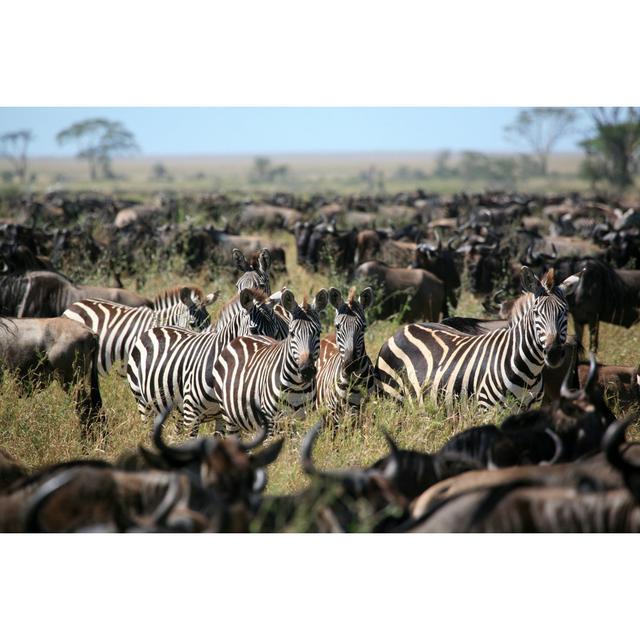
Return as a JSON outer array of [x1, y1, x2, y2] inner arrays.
[[1, 230, 640, 495]]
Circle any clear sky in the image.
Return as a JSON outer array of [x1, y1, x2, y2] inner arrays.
[[0, 107, 586, 156]]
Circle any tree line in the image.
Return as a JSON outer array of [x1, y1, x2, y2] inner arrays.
[[1, 109, 639, 192]]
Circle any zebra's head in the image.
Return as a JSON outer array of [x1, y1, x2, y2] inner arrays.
[[238, 288, 281, 338], [233, 248, 271, 295], [165, 287, 218, 331], [521, 267, 582, 368], [281, 288, 328, 382], [328, 286, 374, 372]]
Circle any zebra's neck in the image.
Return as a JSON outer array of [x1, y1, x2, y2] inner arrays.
[[504, 304, 546, 378]]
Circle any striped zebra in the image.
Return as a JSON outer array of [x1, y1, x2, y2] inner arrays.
[[126, 287, 283, 431], [375, 268, 582, 409], [210, 248, 275, 335], [211, 289, 328, 435], [63, 286, 218, 375], [315, 287, 375, 421]]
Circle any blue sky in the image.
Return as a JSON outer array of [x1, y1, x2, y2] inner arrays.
[[0, 107, 586, 156]]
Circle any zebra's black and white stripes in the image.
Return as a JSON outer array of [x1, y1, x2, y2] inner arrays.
[[316, 287, 375, 420], [210, 289, 328, 434], [63, 286, 218, 375], [375, 268, 582, 408], [126, 288, 283, 431]]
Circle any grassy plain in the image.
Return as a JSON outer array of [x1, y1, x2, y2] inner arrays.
[[1, 230, 640, 495]]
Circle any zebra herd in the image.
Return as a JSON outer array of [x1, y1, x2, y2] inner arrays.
[[60, 248, 584, 438]]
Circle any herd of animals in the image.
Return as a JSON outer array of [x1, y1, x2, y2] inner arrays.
[[2, 188, 640, 532]]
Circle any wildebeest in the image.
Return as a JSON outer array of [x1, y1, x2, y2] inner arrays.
[[0, 317, 104, 434], [567, 259, 640, 352], [353, 260, 445, 322], [0, 269, 150, 317]]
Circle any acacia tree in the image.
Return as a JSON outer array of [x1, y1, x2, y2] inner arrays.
[[580, 107, 640, 191], [56, 118, 139, 180], [0, 129, 33, 184], [504, 108, 578, 176]]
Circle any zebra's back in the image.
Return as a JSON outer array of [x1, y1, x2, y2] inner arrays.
[[64, 299, 154, 375], [375, 322, 541, 407]]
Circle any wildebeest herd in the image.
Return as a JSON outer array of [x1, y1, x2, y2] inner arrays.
[[1, 188, 640, 532]]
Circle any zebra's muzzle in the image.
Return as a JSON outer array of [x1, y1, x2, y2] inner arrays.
[[299, 362, 317, 381], [544, 344, 566, 369]]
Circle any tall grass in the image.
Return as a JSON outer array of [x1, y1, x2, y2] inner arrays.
[[1, 231, 639, 494]]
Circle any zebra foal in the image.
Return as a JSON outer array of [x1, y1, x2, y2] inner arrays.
[[375, 267, 582, 409]]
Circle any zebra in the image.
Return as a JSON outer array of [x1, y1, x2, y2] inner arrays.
[[375, 267, 582, 409], [63, 286, 218, 375], [315, 286, 375, 422], [213, 248, 272, 332], [126, 287, 283, 431], [211, 289, 328, 435]]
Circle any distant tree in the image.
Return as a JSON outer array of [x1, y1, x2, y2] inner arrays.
[[56, 118, 139, 180], [459, 151, 492, 181], [504, 108, 577, 176], [433, 149, 458, 178], [250, 156, 289, 183], [580, 107, 640, 191], [518, 153, 544, 179], [0, 129, 33, 184], [251, 156, 272, 182], [151, 162, 171, 181]]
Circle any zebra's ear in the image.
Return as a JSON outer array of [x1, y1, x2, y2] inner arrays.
[[258, 248, 272, 273], [233, 248, 249, 272], [521, 266, 542, 295], [328, 287, 343, 310], [240, 288, 255, 310], [359, 287, 374, 309], [313, 288, 329, 313], [204, 291, 219, 307], [559, 270, 583, 297], [179, 287, 195, 307], [281, 289, 297, 313]]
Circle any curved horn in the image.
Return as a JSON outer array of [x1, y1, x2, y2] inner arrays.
[[560, 360, 582, 400], [149, 475, 184, 527], [584, 352, 598, 397], [240, 406, 270, 451], [380, 429, 400, 482], [301, 419, 325, 476], [434, 230, 442, 251], [602, 417, 635, 474], [152, 410, 202, 465], [252, 468, 267, 493], [24, 469, 78, 533], [549, 243, 558, 260], [540, 429, 563, 466]]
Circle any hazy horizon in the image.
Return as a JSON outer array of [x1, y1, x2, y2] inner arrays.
[[0, 107, 588, 157]]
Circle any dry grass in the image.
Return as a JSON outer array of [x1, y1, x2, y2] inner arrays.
[[1, 230, 640, 495]]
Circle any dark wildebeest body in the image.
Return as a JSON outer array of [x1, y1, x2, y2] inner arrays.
[[353, 260, 445, 322], [0, 317, 104, 433], [0, 270, 150, 317]]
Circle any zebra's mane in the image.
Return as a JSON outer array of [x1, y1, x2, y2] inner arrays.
[[347, 287, 357, 306], [154, 285, 204, 306], [508, 293, 534, 324], [221, 287, 268, 312]]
